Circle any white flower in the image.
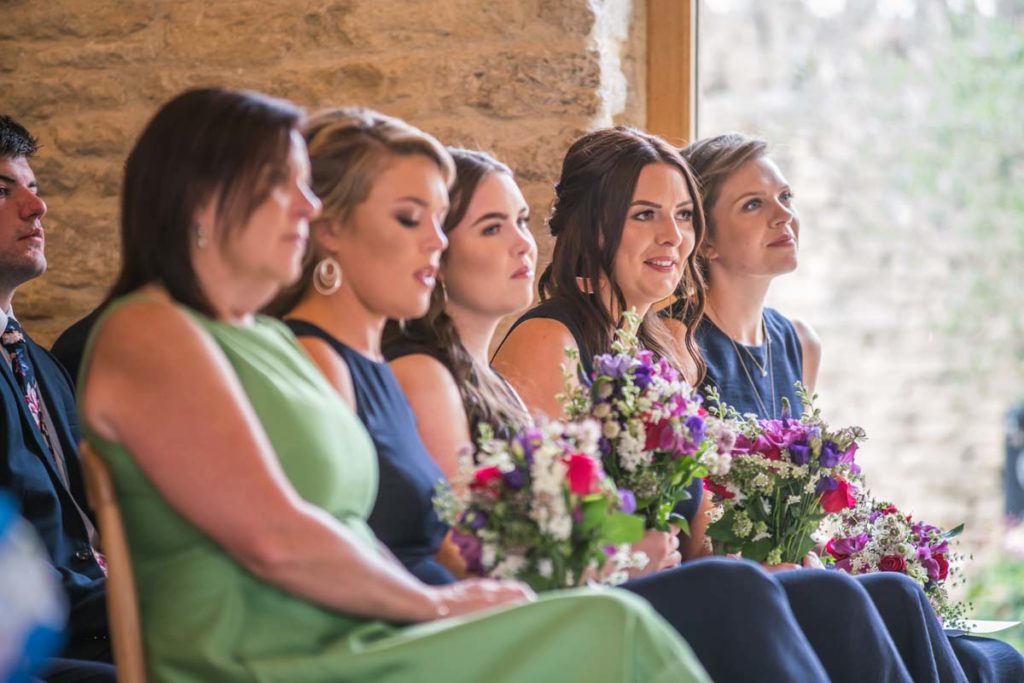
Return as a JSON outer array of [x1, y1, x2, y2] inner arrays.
[[733, 512, 753, 538], [617, 429, 649, 473], [482, 543, 497, 569], [493, 553, 527, 579], [537, 558, 554, 579], [593, 402, 612, 419], [603, 420, 621, 439], [703, 450, 732, 476]]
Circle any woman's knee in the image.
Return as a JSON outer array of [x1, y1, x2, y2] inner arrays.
[[856, 571, 929, 608]]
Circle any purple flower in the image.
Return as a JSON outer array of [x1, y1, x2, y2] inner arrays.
[[572, 503, 585, 524], [466, 510, 489, 531], [918, 548, 942, 581], [685, 415, 706, 444], [633, 364, 654, 390], [788, 442, 811, 466], [656, 357, 679, 383], [618, 489, 637, 514], [516, 428, 543, 458], [820, 440, 841, 468], [503, 467, 526, 490], [452, 530, 484, 575], [598, 436, 613, 456], [816, 475, 838, 495], [830, 533, 869, 556], [594, 353, 632, 380]]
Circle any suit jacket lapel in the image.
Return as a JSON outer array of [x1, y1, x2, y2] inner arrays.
[[5, 342, 71, 488]]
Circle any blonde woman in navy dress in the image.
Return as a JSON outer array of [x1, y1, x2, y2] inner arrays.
[[679, 132, 1024, 682]]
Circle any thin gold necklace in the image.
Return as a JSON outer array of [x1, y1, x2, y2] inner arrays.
[[737, 319, 770, 378], [708, 304, 777, 418]]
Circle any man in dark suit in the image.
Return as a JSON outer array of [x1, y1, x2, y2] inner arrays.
[[0, 115, 115, 682]]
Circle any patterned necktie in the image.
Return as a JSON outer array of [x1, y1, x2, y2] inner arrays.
[[1, 318, 108, 575], [1, 319, 58, 459]]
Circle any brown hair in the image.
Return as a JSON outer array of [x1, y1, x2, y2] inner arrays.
[[680, 133, 770, 280], [267, 107, 454, 316], [538, 126, 707, 380], [383, 148, 531, 433], [108, 88, 302, 315]]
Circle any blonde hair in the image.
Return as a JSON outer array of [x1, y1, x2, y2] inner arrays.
[[680, 133, 769, 281], [268, 107, 455, 315]]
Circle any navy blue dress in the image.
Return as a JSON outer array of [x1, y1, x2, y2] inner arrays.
[[697, 308, 1024, 683], [286, 320, 454, 586], [697, 307, 803, 419]]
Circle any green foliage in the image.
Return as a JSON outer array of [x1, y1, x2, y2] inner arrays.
[[967, 550, 1024, 651]]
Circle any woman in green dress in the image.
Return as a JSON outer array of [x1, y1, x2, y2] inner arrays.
[[76, 87, 708, 682]]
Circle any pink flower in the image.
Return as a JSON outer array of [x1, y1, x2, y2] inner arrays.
[[564, 453, 601, 495], [470, 466, 503, 493], [820, 478, 856, 513]]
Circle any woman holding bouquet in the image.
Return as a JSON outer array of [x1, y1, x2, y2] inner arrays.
[[77, 88, 707, 682], [679, 132, 1024, 682], [388, 136, 908, 682]]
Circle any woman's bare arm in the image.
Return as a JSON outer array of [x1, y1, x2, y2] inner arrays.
[[491, 318, 579, 420], [790, 317, 822, 393], [389, 354, 472, 480], [82, 297, 528, 622]]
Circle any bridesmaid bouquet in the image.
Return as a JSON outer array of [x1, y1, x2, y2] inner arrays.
[[704, 385, 865, 564], [561, 311, 728, 533], [826, 499, 968, 628], [434, 419, 646, 591]]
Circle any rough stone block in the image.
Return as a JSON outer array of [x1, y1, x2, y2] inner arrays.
[[0, 0, 160, 41]]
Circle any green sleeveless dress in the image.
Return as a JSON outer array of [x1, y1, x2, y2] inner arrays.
[[80, 296, 708, 683]]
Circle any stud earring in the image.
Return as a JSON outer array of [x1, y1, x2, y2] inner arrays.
[[195, 224, 208, 250]]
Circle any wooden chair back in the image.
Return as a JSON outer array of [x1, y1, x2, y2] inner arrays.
[[80, 441, 146, 683]]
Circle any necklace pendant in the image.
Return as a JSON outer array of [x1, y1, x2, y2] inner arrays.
[[760, 368, 768, 378]]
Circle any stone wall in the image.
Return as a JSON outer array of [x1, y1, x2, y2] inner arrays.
[[2, 0, 643, 343]]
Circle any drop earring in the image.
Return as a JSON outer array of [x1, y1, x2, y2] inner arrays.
[[314, 257, 343, 296]]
